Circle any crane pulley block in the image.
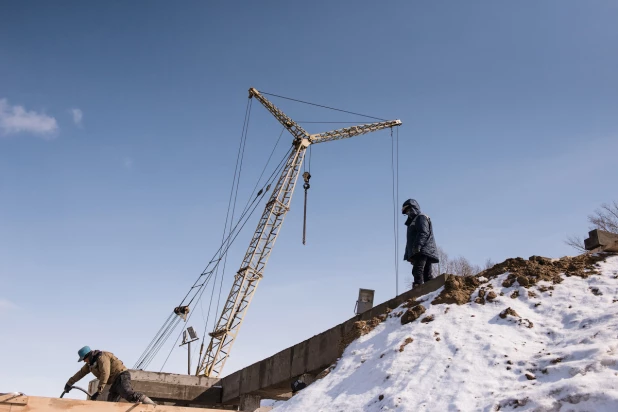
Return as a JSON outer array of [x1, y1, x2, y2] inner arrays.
[[302, 171, 311, 190], [174, 306, 190, 321]]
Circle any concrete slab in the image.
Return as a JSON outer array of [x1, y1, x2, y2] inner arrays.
[[88, 370, 221, 407]]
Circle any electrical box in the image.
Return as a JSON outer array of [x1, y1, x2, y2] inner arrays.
[[356, 288, 375, 315]]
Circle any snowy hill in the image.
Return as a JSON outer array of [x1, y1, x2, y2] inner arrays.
[[272, 254, 618, 412]]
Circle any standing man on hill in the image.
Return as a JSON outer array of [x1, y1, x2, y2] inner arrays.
[[64, 346, 155, 405], [402, 199, 439, 288]]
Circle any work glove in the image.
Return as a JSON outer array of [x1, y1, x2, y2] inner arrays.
[[90, 392, 100, 401], [64, 384, 72, 393]]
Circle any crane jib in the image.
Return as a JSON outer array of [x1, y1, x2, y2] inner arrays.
[[153, 87, 402, 378]]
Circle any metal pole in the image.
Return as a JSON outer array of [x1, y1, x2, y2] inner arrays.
[[188, 341, 191, 375]]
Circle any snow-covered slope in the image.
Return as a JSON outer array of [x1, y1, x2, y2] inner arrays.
[[273, 255, 618, 412]]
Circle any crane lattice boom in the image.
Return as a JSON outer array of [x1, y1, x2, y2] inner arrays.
[[196, 88, 400, 377]]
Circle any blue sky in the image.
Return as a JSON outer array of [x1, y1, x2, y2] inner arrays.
[[1, 0, 617, 398]]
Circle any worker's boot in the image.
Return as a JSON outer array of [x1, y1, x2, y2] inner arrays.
[[138, 394, 156, 405]]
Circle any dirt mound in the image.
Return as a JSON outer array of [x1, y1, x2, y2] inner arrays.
[[432, 253, 609, 306], [401, 305, 426, 325], [421, 314, 435, 323], [499, 307, 520, 319], [398, 337, 413, 352], [339, 317, 383, 356], [432, 274, 480, 305], [484, 254, 607, 288]]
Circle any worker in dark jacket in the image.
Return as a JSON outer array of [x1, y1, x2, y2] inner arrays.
[[402, 199, 439, 287], [64, 346, 155, 405]]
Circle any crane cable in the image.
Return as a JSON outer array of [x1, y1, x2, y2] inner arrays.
[[197, 98, 253, 365], [390, 127, 400, 295], [158, 144, 294, 372], [261, 90, 387, 246], [196, 125, 287, 368], [137, 145, 291, 371], [136, 92, 394, 371], [260, 91, 387, 121], [302, 145, 312, 245], [134, 118, 293, 370]]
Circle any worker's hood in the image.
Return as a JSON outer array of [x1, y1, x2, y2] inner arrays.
[[404, 199, 421, 226]]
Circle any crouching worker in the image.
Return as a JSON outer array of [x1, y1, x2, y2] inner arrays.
[[64, 346, 155, 405], [402, 199, 439, 287]]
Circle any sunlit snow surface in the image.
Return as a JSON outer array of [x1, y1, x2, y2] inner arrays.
[[273, 256, 618, 412]]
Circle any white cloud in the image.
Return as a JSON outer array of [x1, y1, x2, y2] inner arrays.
[[70, 108, 83, 126], [0, 98, 58, 138]]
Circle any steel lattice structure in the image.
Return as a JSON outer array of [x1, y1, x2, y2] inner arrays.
[[196, 88, 401, 377]]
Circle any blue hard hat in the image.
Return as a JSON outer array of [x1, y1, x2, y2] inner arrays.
[[77, 346, 92, 362]]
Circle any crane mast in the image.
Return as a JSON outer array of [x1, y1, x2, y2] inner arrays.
[[196, 88, 401, 377]]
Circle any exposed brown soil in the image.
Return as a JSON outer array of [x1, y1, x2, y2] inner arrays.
[[339, 317, 383, 356], [520, 318, 534, 328], [432, 275, 480, 305], [315, 364, 336, 380], [401, 305, 426, 325], [488, 254, 606, 289], [403, 297, 425, 309], [500, 307, 520, 319], [399, 337, 413, 352], [474, 288, 487, 305], [499, 307, 534, 328], [421, 314, 435, 323], [432, 253, 609, 306]]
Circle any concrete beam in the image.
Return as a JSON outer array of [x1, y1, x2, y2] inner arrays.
[[95, 275, 447, 407], [88, 370, 222, 407], [239, 394, 261, 412], [220, 275, 447, 403], [585, 229, 618, 252]]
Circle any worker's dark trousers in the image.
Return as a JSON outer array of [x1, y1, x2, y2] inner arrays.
[[412, 254, 433, 286], [107, 371, 144, 403]]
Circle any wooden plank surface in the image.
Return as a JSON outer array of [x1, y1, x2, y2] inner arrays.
[[0, 395, 225, 412], [0, 393, 28, 404]]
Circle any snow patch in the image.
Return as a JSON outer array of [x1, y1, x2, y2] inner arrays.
[[273, 255, 618, 412]]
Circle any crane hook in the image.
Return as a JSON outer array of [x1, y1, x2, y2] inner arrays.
[[302, 172, 311, 245]]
